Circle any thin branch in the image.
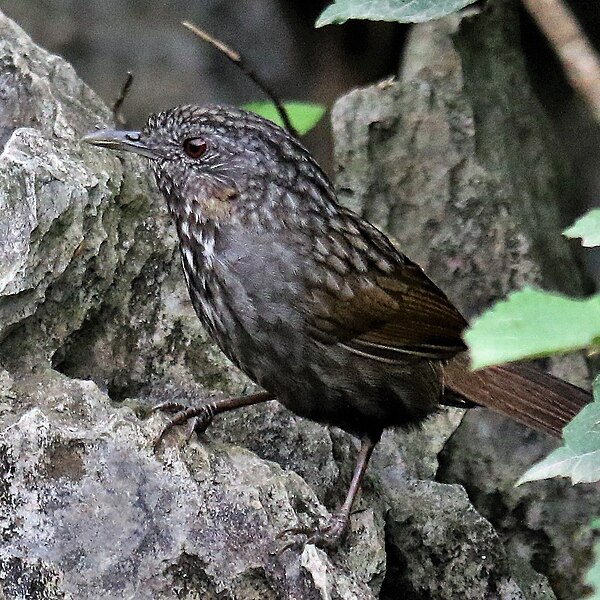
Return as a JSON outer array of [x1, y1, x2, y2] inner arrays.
[[522, 0, 600, 121], [182, 21, 298, 137], [112, 72, 134, 126]]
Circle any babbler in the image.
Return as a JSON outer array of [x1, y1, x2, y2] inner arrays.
[[83, 105, 590, 548]]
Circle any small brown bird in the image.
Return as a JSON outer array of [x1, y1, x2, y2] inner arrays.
[[83, 105, 590, 548]]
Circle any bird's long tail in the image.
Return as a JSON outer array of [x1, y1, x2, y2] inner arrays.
[[443, 355, 591, 437]]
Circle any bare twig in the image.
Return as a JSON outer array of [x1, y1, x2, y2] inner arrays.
[[522, 0, 600, 121], [182, 21, 298, 137], [112, 72, 134, 126]]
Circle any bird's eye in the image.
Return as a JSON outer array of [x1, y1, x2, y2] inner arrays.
[[183, 138, 208, 159]]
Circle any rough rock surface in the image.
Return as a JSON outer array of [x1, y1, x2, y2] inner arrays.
[[1, 367, 388, 599], [0, 2, 592, 600]]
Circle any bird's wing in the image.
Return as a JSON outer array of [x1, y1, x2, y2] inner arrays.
[[302, 215, 468, 361]]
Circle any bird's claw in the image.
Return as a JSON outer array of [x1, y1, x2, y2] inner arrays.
[[151, 401, 189, 414], [273, 524, 311, 554], [274, 512, 350, 554], [305, 512, 349, 549], [152, 402, 215, 451], [276, 524, 313, 540]]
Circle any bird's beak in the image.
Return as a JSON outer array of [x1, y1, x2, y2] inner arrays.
[[82, 129, 161, 160]]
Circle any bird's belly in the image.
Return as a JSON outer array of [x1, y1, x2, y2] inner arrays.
[[188, 274, 442, 435], [254, 339, 444, 435]]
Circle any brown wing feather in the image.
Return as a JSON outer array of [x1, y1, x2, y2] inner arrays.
[[304, 213, 468, 361], [354, 263, 467, 356]]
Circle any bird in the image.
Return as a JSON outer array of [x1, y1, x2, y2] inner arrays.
[[83, 104, 591, 549]]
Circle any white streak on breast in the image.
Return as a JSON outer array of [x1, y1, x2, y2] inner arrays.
[[203, 235, 215, 260], [181, 220, 190, 238]]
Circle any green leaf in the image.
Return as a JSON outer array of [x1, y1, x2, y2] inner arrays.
[[242, 102, 326, 135], [517, 375, 600, 486], [316, 0, 478, 26], [464, 287, 600, 370], [517, 389, 600, 486], [584, 519, 600, 600], [564, 208, 600, 247], [516, 440, 600, 485]]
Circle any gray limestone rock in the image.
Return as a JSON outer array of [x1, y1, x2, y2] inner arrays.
[[0, 10, 242, 399], [0, 368, 379, 600]]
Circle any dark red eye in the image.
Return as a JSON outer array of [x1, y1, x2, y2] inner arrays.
[[183, 138, 208, 158]]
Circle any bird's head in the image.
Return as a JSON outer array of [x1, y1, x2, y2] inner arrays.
[[83, 105, 334, 226]]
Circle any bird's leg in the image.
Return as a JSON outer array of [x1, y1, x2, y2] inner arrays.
[[279, 432, 380, 551], [153, 390, 274, 450]]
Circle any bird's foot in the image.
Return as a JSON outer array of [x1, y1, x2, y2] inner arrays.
[[276, 511, 350, 554], [152, 392, 274, 451], [152, 401, 216, 451]]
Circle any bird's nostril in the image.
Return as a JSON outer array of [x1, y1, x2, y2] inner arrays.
[[125, 132, 141, 142]]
